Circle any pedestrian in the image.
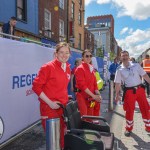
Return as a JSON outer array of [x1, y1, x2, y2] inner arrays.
[[109, 57, 119, 81], [130, 57, 136, 63], [2, 16, 17, 36], [141, 54, 150, 97], [115, 50, 150, 137], [75, 49, 102, 117], [70, 58, 82, 93], [32, 42, 71, 149], [94, 68, 104, 91]]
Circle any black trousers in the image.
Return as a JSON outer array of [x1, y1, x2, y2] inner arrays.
[[145, 73, 150, 95]]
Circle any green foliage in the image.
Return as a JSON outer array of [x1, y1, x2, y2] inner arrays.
[[109, 51, 116, 61], [96, 48, 104, 58]]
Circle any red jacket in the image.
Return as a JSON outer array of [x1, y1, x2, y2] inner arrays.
[[32, 59, 71, 105], [75, 62, 98, 98]]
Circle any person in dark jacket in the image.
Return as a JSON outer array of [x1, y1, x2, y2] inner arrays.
[[2, 16, 17, 36], [109, 57, 119, 81]]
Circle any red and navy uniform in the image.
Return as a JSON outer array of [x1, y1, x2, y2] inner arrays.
[[32, 59, 71, 148], [115, 62, 150, 132], [75, 62, 100, 117]]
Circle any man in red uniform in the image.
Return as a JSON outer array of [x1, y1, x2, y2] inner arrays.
[[115, 51, 150, 137], [32, 42, 71, 149], [75, 50, 102, 117]]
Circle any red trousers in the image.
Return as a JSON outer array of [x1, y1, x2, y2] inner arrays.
[[40, 103, 65, 149], [76, 92, 100, 117], [123, 87, 150, 131]]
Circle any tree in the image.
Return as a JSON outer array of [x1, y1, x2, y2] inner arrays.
[[96, 48, 104, 57]]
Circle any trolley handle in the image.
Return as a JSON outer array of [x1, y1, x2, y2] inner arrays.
[[57, 103, 65, 109]]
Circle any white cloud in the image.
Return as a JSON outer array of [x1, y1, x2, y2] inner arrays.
[[112, 0, 150, 20], [117, 28, 150, 58], [97, 0, 111, 4], [86, 0, 150, 20], [128, 28, 133, 34], [120, 27, 128, 35], [85, 0, 95, 6]]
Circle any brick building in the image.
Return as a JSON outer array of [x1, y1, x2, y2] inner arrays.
[[68, 0, 85, 50], [86, 15, 118, 57], [87, 15, 114, 35], [39, 0, 68, 45], [84, 28, 94, 51]]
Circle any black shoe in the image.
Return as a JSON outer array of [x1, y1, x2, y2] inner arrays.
[[124, 130, 132, 137]]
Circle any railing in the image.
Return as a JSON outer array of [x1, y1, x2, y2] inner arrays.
[[0, 32, 55, 48]]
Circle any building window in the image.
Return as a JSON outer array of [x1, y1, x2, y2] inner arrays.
[[71, 2, 75, 20], [78, 10, 82, 25], [59, 0, 64, 9], [79, 0, 82, 6], [59, 19, 64, 41], [78, 33, 81, 49], [44, 9, 51, 38], [16, 0, 27, 21]]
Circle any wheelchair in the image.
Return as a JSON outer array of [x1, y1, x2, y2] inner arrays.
[[60, 101, 114, 150]]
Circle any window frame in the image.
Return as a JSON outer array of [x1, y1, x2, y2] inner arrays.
[[78, 33, 81, 49], [71, 1, 75, 20], [44, 9, 52, 38], [59, 19, 64, 41], [78, 10, 82, 25], [59, 0, 64, 9], [16, 0, 27, 22]]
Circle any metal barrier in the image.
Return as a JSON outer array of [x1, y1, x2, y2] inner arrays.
[[46, 118, 61, 150], [0, 32, 55, 48], [109, 80, 114, 111]]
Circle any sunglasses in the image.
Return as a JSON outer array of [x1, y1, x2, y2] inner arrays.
[[85, 55, 92, 58]]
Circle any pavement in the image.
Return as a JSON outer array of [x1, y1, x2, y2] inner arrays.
[[1, 82, 150, 150]]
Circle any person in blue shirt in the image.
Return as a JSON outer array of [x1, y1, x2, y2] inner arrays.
[[109, 57, 119, 81]]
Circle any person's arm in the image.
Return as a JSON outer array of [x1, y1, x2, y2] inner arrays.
[[84, 88, 101, 102], [114, 69, 122, 102], [32, 64, 60, 109], [75, 68, 101, 102], [143, 73, 150, 84], [115, 83, 121, 102], [39, 92, 60, 109], [2, 23, 7, 34], [70, 74, 74, 92]]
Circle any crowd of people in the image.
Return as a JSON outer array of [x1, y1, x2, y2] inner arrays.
[[32, 43, 103, 149], [1, 17, 150, 148], [32, 40, 150, 149]]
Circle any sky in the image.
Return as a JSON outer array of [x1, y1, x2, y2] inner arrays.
[[85, 0, 150, 58]]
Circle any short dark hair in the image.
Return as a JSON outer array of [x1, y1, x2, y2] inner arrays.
[[120, 50, 129, 56], [82, 49, 92, 57], [145, 54, 149, 59], [10, 16, 17, 21]]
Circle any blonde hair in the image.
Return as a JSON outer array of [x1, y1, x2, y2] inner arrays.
[[55, 42, 70, 53]]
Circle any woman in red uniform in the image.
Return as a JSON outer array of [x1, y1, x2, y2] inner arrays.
[[75, 50, 102, 117], [32, 42, 71, 149]]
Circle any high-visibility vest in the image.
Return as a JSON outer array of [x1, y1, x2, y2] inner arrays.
[[143, 59, 150, 73], [95, 71, 104, 90]]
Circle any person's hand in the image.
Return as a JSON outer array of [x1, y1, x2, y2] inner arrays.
[[115, 95, 121, 104], [48, 101, 61, 109], [92, 94, 102, 102]]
